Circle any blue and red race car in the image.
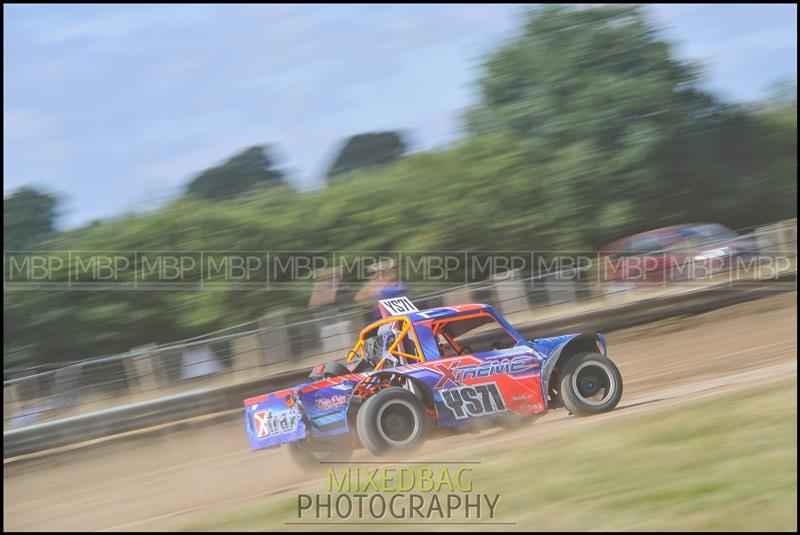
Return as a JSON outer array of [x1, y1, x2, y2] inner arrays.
[[244, 297, 623, 465]]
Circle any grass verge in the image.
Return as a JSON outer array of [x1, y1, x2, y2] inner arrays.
[[182, 379, 797, 531]]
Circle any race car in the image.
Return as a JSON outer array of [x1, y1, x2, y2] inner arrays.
[[599, 223, 754, 283], [244, 297, 623, 465]]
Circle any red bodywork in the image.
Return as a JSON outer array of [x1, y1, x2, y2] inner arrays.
[[599, 223, 746, 283]]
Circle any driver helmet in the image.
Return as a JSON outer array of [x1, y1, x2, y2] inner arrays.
[[371, 321, 403, 367]]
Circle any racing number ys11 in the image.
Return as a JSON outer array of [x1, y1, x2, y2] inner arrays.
[[379, 296, 419, 315], [441, 382, 506, 419]]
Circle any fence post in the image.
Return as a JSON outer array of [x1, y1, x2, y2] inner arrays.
[[544, 271, 578, 307], [123, 344, 170, 392], [777, 218, 797, 258], [442, 286, 474, 307], [3, 382, 24, 429], [491, 269, 529, 316], [319, 318, 357, 361], [258, 309, 292, 365], [755, 221, 796, 256], [230, 333, 265, 379], [179, 344, 223, 381], [50, 363, 82, 414]]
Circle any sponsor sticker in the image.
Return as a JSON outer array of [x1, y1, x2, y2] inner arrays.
[[253, 408, 300, 438], [315, 394, 348, 411]]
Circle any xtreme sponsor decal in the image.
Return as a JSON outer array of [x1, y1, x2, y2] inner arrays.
[[432, 355, 539, 389]]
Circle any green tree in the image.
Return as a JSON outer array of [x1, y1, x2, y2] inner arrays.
[[186, 145, 285, 201], [463, 4, 724, 245], [3, 187, 58, 250], [326, 131, 408, 181], [4, 7, 796, 368], [4, 187, 59, 370]]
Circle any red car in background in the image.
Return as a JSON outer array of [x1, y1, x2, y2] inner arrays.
[[599, 223, 754, 283]]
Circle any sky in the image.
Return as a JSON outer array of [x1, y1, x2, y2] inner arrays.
[[4, 4, 798, 229]]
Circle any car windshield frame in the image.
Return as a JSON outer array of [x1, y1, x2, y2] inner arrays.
[[431, 311, 521, 356]]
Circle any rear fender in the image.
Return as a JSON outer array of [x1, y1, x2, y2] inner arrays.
[[345, 371, 436, 429], [535, 332, 608, 402], [297, 380, 357, 437]]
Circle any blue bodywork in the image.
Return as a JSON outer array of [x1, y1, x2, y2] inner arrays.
[[245, 304, 607, 451]]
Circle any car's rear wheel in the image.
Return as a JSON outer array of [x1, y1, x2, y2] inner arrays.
[[559, 352, 623, 416], [356, 387, 429, 456]]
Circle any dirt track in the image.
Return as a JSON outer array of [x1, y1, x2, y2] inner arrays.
[[3, 292, 797, 531]]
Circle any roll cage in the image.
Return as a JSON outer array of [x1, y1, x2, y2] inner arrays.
[[345, 306, 527, 372], [346, 316, 425, 371]]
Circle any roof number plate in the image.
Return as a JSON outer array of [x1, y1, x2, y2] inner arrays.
[[378, 296, 419, 316]]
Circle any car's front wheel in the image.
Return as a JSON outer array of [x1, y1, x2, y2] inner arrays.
[[356, 387, 430, 456], [559, 352, 623, 416]]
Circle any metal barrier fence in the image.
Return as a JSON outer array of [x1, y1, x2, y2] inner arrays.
[[3, 219, 796, 431], [5, 271, 797, 458]]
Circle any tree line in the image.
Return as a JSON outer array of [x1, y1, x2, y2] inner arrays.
[[4, 5, 796, 368]]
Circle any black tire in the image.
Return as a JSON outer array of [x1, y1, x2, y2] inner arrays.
[[356, 387, 430, 456], [559, 352, 623, 416], [287, 440, 353, 471]]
